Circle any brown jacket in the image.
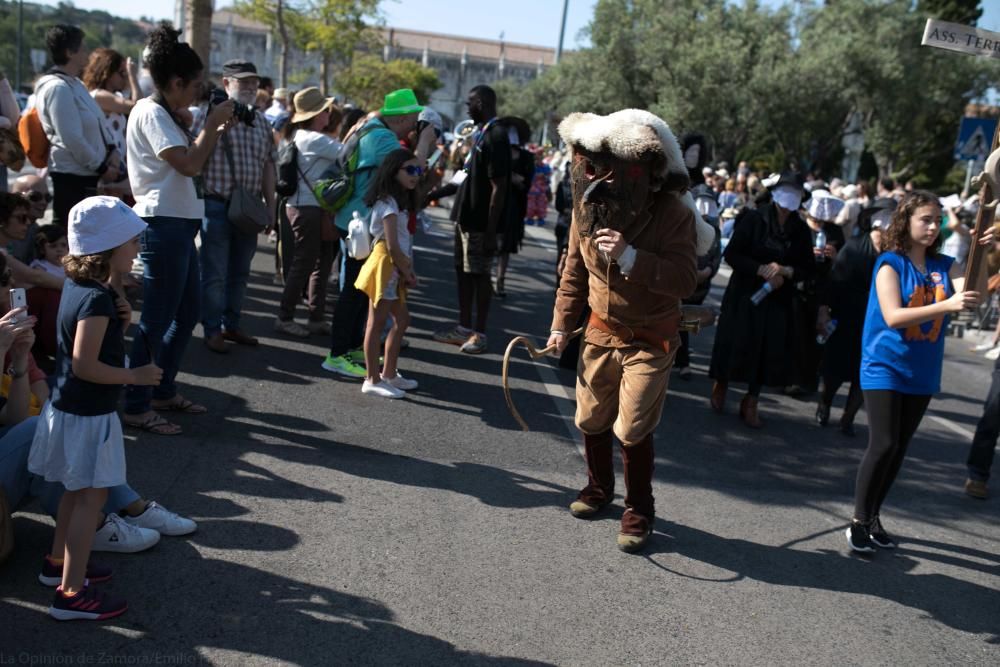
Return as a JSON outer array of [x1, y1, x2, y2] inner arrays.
[[552, 188, 698, 348]]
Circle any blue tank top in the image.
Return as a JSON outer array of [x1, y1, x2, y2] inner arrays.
[[860, 252, 954, 395]]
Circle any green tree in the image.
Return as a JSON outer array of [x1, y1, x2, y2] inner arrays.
[[334, 55, 440, 110], [299, 0, 381, 95], [233, 0, 306, 88], [917, 0, 983, 25]]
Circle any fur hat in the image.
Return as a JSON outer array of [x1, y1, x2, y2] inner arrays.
[[557, 109, 715, 255], [558, 109, 687, 183]]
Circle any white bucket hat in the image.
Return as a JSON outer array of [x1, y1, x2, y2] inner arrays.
[[68, 196, 148, 256], [805, 191, 846, 223]]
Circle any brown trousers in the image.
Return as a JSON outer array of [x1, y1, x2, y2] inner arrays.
[[575, 341, 675, 446], [279, 205, 336, 322]]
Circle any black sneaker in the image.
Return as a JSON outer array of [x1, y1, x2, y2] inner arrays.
[[868, 516, 897, 549], [38, 555, 112, 587], [845, 521, 876, 553], [49, 585, 127, 621]]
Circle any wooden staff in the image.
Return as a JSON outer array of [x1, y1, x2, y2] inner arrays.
[[963, 120, 1000, 293]]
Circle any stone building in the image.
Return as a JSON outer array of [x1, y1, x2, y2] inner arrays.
[[172, 3, 556, 126]]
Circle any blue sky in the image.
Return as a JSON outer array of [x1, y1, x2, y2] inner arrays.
[[24, 1, 1000, 51], [34, 1, 1000, 48]]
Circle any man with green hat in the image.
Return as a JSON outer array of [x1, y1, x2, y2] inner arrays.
[[323, 88, 435, 378]]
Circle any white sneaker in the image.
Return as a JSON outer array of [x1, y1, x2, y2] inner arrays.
[[973, 341, 997, 352], [382, 373, 418, 391], [987, 347, 1000, 361], [121, 501, 197, 536], [362, 379, 406, 398], [92, 513, 161, 553]]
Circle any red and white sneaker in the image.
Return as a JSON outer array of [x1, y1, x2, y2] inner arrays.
[[49, 585, 127, 621]]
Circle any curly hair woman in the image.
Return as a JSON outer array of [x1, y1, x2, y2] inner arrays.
[[846, 190, 990, 553], [121, 24, 234, 436]]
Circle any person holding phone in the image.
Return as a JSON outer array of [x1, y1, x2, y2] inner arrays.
[[121, 25, 233, 436]]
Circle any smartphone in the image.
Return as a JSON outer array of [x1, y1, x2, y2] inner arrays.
[[9, 288, 26, 323]]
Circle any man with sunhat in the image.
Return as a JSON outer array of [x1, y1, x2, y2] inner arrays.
[[322, 88, 435, 378], [199, 59, 276, 353]]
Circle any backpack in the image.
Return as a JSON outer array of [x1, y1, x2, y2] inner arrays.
[[275, 139, 300, 198], [18, 76, 62, 170], [311, 122, 381, 214]]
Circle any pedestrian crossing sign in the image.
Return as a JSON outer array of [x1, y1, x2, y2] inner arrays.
[[955, 117, 998, 161]]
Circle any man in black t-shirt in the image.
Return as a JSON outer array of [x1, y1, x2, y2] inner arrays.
[[433, 85, 510, 354]]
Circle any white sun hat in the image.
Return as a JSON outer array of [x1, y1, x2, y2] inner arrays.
[[68, 196, 148, 256]]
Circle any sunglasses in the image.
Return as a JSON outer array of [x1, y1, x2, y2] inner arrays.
[[402, 165, 423, 176], [26, 192, 52, 203]]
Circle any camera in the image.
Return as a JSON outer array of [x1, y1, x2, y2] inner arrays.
[[209, 87, 255, 127]]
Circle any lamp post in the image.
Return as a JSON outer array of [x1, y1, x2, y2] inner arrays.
[[15, 0, 23, 91], [556, 0, 569, 65]]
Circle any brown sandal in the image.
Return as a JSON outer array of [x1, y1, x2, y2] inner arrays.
[[124, 413, 182, 436], [151, 396, 207, 414]]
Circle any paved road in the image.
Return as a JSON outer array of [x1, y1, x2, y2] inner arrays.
[[2, 206, 998, 665]]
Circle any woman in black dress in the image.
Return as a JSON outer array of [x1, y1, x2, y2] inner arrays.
[[815, 198, 896, 435], [709, 172, 814, 428], [789, 192, 846, 394]]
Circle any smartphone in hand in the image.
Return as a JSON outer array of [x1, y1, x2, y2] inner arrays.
[[9, 288, 26, 323]]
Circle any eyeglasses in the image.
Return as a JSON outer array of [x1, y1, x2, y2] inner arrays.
[[25, 192, 52, 203], [402, 165, 423, 176]]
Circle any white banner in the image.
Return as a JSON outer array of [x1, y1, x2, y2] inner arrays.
[[922, 19, 1000, 59]]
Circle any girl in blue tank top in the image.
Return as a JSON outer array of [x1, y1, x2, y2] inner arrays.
[[847, 190, 989, 554]]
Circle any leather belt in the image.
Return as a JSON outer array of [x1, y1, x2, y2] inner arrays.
[[587, 312, 677, 354]]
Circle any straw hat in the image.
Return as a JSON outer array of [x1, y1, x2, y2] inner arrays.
[[291, 87, 334, 124]]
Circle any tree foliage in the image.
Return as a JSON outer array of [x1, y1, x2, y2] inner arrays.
[[0, 1, 150, 90], [334, 55, 440, 110], [500, 0, 1000, 188]]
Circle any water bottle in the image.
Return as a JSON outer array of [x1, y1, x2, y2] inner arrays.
[[815, 228, 827, 262], [750, 282, 774, 306], [816, 318, 838, 344]]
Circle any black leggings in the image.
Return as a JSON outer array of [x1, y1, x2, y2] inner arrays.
[[853, 389, 931, 523]]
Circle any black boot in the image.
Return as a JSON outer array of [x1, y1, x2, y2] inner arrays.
[[570, 430, 615, 518]]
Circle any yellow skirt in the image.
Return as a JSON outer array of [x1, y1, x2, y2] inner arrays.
[[354, 240, 407, 306]]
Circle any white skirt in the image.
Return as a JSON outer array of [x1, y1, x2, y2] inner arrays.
[[27, 402, 127, 491]]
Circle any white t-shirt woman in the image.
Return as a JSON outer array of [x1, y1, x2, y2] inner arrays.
[[126, 97, 203, 220]]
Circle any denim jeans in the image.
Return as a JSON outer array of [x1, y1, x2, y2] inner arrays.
[[968, 367, 1000, 482], [125, 216, 202, 415], [199, 198, 258, 336], [0, 417, 139, 517]]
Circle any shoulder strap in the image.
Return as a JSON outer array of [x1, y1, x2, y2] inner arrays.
[[221, 132, 237, 180]]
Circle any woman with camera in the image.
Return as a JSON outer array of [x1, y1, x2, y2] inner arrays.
[[122, 25, 234, 436]]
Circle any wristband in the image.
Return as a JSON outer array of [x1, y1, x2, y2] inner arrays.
[[550, 330, 567, 336]]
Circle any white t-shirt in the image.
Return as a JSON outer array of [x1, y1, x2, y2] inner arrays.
[[370, 197, 412, 259], [126, 98, 204, 220], [289, 130, 343, 208], [30, 258, 65, 278]]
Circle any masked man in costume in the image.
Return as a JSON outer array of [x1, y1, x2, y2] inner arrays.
[[547, 109, 714, 552]]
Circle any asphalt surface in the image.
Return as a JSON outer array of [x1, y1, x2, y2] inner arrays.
[[1, 205, 998, 665]]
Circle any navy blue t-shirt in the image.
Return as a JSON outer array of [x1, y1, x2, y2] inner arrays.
[[51, 279, 125, 416]]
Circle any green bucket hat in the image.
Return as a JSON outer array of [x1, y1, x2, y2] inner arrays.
[[380, 88, 423, 116]]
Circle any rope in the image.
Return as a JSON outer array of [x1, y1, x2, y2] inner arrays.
[[502, 327, 584, 432]]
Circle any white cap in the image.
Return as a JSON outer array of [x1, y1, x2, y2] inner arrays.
[[805, 191, 846, 223], [841, 184, 858, 200], [68, 196, 147, 256]]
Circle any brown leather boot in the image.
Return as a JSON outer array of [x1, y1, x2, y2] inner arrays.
[[710, 381, 728, 413], [617, 435, 654, 553], [569, 430, 615, 518], [740, 394, 762, 429]]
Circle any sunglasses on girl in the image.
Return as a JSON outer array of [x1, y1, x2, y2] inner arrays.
[[401, 165, 423, 176], [25, 192, 53, 203]]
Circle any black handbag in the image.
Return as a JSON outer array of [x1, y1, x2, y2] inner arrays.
[[221, 133, 269, 235]]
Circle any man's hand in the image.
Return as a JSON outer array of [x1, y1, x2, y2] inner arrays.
[[766, 274, 785, 290], [546, 331, 568, 354], [594, 228, 627, 260]]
